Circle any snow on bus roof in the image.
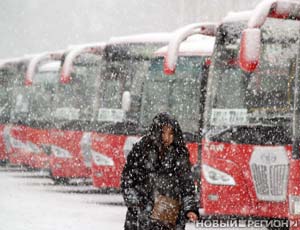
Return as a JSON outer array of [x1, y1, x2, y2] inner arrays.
[[154, 36, 215, 57], [222, 10, 254, 23], [61, 42, 106, 82], [38, 61, 61, 72], [0, 56, 33, 68], [108, 33, 172, 44], [67, 42, 105, 50], [248, 0, 300, 28]]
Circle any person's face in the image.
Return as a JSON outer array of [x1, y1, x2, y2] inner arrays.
[[162, 125, 174, 147]]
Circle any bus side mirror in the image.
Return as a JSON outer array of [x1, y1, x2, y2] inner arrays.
[[239, 28, 261, 73], [122, 91, 131, 112]]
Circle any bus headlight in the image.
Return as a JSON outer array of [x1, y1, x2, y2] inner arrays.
[[27, 141, 42, 154], [91, 150, 114, 166], [202, 164, 236, 186], [290, 195, 300, 215], [10, 138, 41, 154], [51, 145, 72, 158]]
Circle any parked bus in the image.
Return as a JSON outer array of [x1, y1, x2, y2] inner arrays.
[[202, 1, 300, 229], [90, 33, 172, 188], [49, 43, 106, 183], [90, 30, 216, 189], [7, 52, 63, 169], [0, 57, 29, 165], [141, 35, 215, 177], [25, 56, 63, 170]]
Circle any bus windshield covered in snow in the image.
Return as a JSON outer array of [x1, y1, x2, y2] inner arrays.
[[0, 64, 15, 123], [206, 18, 299, 142], [53, 52, 103, 127], [96, 42, 166, 129], [141, 56, 204, 138], [90, 34, 172, 188], [29, 61, 60, 126]]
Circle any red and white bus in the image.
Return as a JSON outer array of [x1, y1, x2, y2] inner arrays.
[[24, 55, 63, 170], [90, 33, 172, 188], [49, 43, 106, 183], [202, 1, 300, 229], [90, 30, 216, 189], [0, 57, 31, 165], [8, 52, 63, 168]]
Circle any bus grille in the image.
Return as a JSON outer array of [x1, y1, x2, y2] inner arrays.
[[250, 147, 289, 202], [251, 164, 288, 200]]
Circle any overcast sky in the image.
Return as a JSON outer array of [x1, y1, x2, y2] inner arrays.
[[0, 0, 260, 59]]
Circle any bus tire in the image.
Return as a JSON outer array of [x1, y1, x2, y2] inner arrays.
[[49, 171, 69, 185]]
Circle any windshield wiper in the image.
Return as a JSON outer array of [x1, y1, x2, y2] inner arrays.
[[247, 114, 292, 126], [206, 125, 292, 145], [206, 127, 235, 140], [94, 120, 139, 134], [182, 132, 199, 142]]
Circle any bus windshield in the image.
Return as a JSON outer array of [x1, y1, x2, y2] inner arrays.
[[53, 53, 102, 125], [10, 62, 30, 123], [96, 43, 163, 124], [140, 56, 204, 135], [206, 19, 300, 130], [28, 61, 60, 124], [0, 68, 14, 122]]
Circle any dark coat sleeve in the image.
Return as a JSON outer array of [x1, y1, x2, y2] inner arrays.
[[121, 138, 149, 208], [177, 146, 200, 218]]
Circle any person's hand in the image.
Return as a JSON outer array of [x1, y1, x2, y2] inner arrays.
[[187, 211, 198, 222]]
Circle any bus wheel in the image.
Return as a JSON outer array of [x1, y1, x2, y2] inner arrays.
[[52, 176, 69, 185], [0, 159, 7, 166], [49, 172, 69, 185]]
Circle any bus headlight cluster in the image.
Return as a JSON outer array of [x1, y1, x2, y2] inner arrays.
[[27, 141, 42, 154], [91, 150, 114, 166], [10, 137, 41, 154], [290, 195, 300, 215], [51, 145, 72, 158], [202, 164, 236, 186]]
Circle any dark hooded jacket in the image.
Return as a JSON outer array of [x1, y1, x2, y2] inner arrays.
[[121, 113, 199, 230]]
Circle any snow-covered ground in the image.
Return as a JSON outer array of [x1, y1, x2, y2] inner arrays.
[[0, 165, 266, 230]]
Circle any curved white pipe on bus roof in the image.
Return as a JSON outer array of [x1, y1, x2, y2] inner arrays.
[[165, 22, 217, 72], [61, 43, 106, 79], [108, 33, 172, 44], [248, 0, 300, 28]]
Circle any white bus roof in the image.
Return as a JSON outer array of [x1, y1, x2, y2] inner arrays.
[[0, 56, 33, 68], [155, 36, 215, 57], [222, 10, 254, 23], [38, 61, 61, 72], [67, 42, 105, 51], [108, 33, 172, 45]]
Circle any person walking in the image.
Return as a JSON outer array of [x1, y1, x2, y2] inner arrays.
[[121, 112, 199, 230]]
